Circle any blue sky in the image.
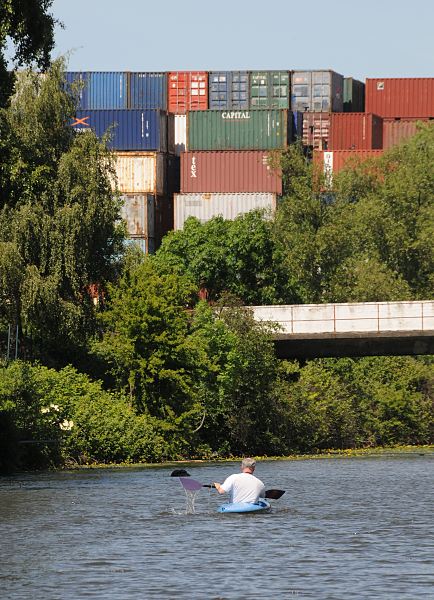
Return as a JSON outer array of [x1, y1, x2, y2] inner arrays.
[[49, 0, 433, 80]]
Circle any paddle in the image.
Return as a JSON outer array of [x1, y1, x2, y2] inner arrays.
[[179, 477, 285, 499], [170, 469, 190, 477]]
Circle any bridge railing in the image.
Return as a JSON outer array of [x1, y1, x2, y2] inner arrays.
[[252, 301, 434, 338]]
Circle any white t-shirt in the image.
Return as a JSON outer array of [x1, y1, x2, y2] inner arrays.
[[220, 472, 265, 504]]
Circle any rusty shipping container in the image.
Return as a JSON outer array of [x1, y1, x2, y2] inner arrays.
[[120, 194, 155, 240], [343, 77, 365, 112], [174, 193, 276, 230], [114, 152, 179, 196], [187, 109, 290, 150], [365, 78, 434, 118], [314, 149, 384, 182], [329, 113, 383, 150], [383, 118, 431, 149], [120, 194, 173, 253], [291, 70, 343, 112], [180, 151, 282, 194], [168, 71, 208, 114], [302, 112, 330, 149], [115, 152, 165, 194]]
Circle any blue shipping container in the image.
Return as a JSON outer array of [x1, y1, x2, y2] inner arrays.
[[209, 71, 249, 110], [65, 72, 90, 109], [128, 72, 167, 109], [71, 110, 168, 151], [88, 72, 127, 109]]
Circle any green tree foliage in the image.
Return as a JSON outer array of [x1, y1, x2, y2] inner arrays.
[[0, 0, 57, 106], [155, 210, 299, 305], [273, 124, 434, 302], [0, 360, 177, 471], [0, 60, 124, 364], [92, 256, 202, 421], [189, 299, 281, 456]]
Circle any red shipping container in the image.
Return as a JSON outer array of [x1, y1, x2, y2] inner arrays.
[[180, 151, 282, 194], [314, 149, 384, 176], [365, 78, 434, 118], [329, 113, 383, 150], [302, 112, 330, 149], [383, 118, 430, 149], [168, 71, 208, 114]]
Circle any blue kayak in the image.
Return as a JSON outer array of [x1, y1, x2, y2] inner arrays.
[[217, 499, 271, 513]]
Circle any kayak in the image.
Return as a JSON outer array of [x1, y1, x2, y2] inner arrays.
[[217, 499, 271, 513]]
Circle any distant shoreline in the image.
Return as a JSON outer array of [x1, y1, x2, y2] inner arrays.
[[58, 444, 434, 471]]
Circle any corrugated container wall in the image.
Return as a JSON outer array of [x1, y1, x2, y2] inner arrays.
[[329, 113, 383, 150], [382, 118, 430, 149], [114, 152, 165, 195], [250, 71, 290, 109], [120, 194, 155, 239], [128, 72, 167, 109], [181, 151, 282, 194], [187, 109, 290, 150], [65, 72, 90, 109], [291, 70, 344, 112], [71, 110, 169, 152], [365, 78, 434, 118], [168, 72, 208, 113], [343, 78, 365, 112], [174, 115, 187, 155], [302, 112, 330, 149], [314, 149, 384, 178], [76, 72, 128, 109], [154, 196, 174, 247], [174, 193, 277, 230], [209, 71, 249, 110]]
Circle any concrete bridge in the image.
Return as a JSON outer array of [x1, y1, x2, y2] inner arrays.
[[251, 300, 434, 358]]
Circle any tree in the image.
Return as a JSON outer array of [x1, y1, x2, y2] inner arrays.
[[156, 210, 299, 305], [0, 60, 125, 364], [0, 0, 57, 106]]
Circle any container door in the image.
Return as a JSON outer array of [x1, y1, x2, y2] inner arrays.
[[251, 72, 269, 108], [209, 72, 228, 109], [231, 71, 249, 109], [291, 72, 312, 111], [270, 72, 289, 109]]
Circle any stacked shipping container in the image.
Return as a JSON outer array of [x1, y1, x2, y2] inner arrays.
[[65, 69, 434, 238]]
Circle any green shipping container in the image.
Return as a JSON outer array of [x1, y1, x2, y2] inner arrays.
[[187, 109, 289, 150], [343, 78, 365, 112], [250, 71, 290, 109]]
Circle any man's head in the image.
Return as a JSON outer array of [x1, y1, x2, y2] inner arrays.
[[241, 457, 256, 473]]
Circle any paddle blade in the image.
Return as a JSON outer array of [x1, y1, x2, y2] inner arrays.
[[179, 477, 202, 492], [265, 489, 285, 500], [170, 469, 190, 477]]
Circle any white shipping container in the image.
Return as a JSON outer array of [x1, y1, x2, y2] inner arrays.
[[174, 193, 276, 230], [114, 152, 165, 194], [174, 115, 187, 155]]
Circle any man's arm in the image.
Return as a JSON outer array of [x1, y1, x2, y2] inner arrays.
[[213, 482, 226, 495]]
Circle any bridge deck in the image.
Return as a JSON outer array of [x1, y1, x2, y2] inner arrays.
[[252, 301, 434, 358]]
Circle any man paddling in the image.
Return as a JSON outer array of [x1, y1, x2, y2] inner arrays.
[[213, 458, 265, 504]]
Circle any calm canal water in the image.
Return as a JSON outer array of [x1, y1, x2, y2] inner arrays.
[[1, 455, 433, 599]]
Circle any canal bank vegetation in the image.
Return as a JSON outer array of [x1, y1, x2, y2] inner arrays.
[[0, 64, 433, 472]]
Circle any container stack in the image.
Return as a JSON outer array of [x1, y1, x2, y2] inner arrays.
[[291, 69, 346, 151], [314, 77, 433, 180], [66, 71, 179, 253], [65, 70, 434, 241], [174, 71, 292, 230]]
